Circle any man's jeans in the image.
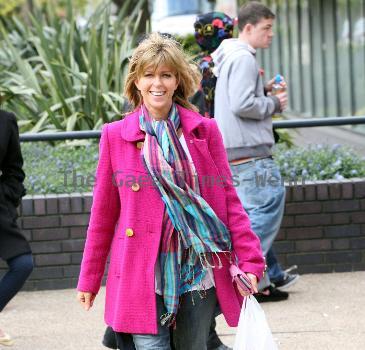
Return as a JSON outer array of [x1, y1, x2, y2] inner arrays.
[[230, 157, 285, 289], [267, 247, 285, 283], [131, 288, 217, 350]]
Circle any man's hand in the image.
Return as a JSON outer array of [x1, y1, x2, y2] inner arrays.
[[265, 76, 287, 92], [265, 77, 275, 92], [236, 273, 258, 297], [77, 291, 96, 311], [275, 91, 288, 111]]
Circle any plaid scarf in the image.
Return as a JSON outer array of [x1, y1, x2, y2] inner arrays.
[[139, 103, 232, 326]]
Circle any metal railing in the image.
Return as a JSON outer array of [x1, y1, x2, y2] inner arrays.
[[19, 116, 365, 142]]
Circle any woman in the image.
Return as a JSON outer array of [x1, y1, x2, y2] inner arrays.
[[77, 33, 264, 350], [0, 109, 34, 346]]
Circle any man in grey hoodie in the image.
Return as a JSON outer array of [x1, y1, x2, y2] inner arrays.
[[212, 2, 299, 301]]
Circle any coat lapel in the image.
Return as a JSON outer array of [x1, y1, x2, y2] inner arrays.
[[120, 109, 145, 142], [177, 105, 210, 164], [120, 105, 205, 143], [119, 105, 214, 177]]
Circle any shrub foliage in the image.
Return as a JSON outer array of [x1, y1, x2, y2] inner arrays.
[[0, 0, 146, 132]]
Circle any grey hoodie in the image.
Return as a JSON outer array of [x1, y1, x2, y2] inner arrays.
[[211, 39, 281, 161]]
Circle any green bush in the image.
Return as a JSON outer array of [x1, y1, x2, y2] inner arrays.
[[22, 141, 99, 194], [274, 144, 365, 181], [0, 0, 24, 17], [0, 0, 89, 17], [176, 33, 201, 56], [0, 0, 146, 132], [21, 141, 365, 195]]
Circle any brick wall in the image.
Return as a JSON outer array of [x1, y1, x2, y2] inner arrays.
[[0, 179, 364, 290], [273, 179, 365, 274], [0, 193, 93, 290]]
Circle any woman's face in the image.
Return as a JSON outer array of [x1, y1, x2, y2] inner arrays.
[[135, 64, 178, 120]]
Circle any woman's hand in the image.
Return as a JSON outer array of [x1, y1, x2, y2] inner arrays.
[[236, 273, 258, 297], [77, 291, 96, 311]]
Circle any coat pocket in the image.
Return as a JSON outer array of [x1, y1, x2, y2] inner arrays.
[[111, 219, 154, 278]]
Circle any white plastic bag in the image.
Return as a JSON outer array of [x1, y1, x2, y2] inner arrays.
[[233, 296, 278, 350]]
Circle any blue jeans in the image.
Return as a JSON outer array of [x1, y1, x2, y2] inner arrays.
[[131, 288, 217, 350], [0, 253, 33, 312], [267, 247, 285, 282], [230, 158, 285, 289]]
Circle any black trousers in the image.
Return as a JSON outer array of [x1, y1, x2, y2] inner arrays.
[[0, 253, 33, 312]]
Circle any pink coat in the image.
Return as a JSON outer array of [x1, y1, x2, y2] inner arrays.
[[77, 105, 264, 334]]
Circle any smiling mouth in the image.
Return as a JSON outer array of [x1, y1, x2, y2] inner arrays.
[[150, 91, 166, 96]]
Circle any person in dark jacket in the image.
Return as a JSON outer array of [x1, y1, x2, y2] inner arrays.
[[0, 109, 33, 346]]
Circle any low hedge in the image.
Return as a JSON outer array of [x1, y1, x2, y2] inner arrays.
[[21, 142, 365, 195]]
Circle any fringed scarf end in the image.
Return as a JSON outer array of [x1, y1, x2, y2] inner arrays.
[[160, 312, 176, 328]]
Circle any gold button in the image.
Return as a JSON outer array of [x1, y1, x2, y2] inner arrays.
[[126, 228, 134, 237], [131, 183, 140, 192], [136, 141, 144, 149]]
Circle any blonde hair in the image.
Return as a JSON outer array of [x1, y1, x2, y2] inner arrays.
[[124, 32, 202, 111]]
